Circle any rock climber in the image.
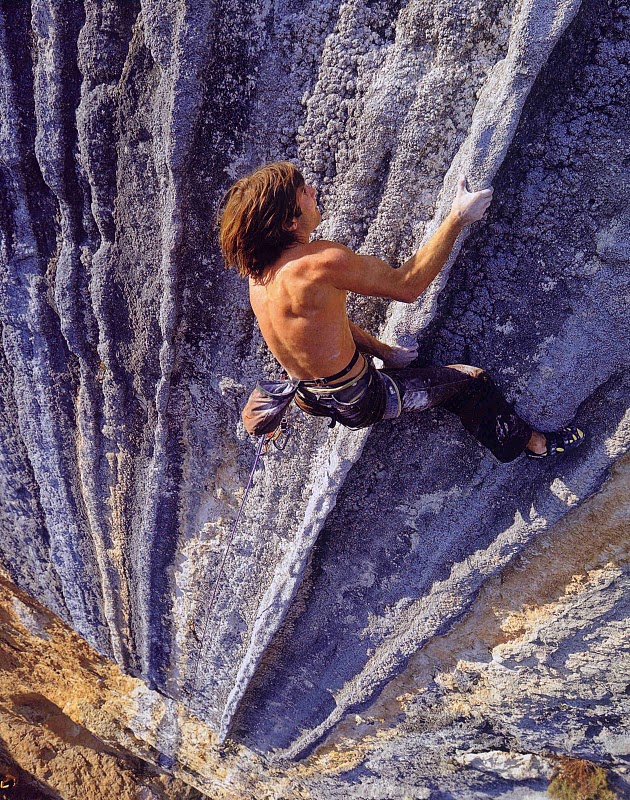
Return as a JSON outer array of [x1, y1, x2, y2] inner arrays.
[[218, 161, 584, 462]]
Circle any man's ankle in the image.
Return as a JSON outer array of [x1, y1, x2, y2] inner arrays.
[[526, 431, 547, 454]]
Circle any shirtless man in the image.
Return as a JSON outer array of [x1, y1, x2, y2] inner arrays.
[[219, 161, 584, 462]]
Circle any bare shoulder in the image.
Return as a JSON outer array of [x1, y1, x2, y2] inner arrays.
[[305, 239, 408, 301], [306, 239, 359, 275], [310, 239, 355, 261], [263, 241, 352, 292], [277, 239, 404, 300]]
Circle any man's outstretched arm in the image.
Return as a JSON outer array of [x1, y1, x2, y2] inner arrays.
[[396, 175, 490, 300], [319, 176, 493, 303]]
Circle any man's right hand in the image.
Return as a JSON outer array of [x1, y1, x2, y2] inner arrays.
[[450, 175, 494, 225]]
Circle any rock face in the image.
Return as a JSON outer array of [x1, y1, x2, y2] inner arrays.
[[0, 0, 628, 798]]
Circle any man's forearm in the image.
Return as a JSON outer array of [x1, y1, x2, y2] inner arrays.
[[398, 211, 464, 300], [349, 321, 392, 361]]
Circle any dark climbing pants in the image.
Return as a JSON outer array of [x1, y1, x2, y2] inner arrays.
[[296, 360, 533, 463]]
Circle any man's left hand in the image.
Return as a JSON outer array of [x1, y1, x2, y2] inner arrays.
[[380, 342, 419, 369]]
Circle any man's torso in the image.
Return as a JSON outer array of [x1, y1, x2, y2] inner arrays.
[[249, 241, 361, 381]]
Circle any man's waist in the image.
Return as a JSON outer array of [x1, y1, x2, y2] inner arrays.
[[297, 348, 367, 393]]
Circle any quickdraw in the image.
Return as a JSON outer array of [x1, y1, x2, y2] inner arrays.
[[261, 418, 292, 453], [185, 420, 292, 698]]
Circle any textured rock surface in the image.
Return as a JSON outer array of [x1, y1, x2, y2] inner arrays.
[[0, 0, 628, 797], [0, 455, 627, 799], [0, 569, 212, 799]]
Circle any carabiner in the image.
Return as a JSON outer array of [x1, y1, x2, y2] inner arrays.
[[262, 420, 292, 454]]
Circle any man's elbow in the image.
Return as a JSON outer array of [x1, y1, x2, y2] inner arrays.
[[384, 274, 421, 303], [390, 286, 419, 303]]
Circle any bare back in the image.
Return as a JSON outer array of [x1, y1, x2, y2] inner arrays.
[[249, 242, 359, 381]]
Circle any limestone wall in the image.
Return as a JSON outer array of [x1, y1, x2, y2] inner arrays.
[[0, 0, 628, 797]]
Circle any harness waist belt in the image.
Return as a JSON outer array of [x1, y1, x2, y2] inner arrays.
[[298, 347, 362, 389], [298, 359, 368, 394]]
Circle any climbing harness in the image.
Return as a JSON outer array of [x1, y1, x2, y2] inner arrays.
[[185, 420, 292, 698]]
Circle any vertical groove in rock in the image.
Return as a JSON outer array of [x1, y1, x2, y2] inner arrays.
[[132, 0, 219, 687], [0, 7, 66, 617], [74, 0, 142, 671], [88, 10, 162, 678], [0, 3, 109, 651]]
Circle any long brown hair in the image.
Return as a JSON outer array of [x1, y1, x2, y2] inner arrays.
[[217, 162, 305, 279]]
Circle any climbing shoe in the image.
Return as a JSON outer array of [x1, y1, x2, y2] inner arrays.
[[526, 424, 585, 459]]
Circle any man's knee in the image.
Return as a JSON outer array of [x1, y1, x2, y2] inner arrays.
[[446, 364, 485, 379]]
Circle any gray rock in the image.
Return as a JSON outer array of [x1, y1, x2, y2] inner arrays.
[[0, 0, 628, 797]]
